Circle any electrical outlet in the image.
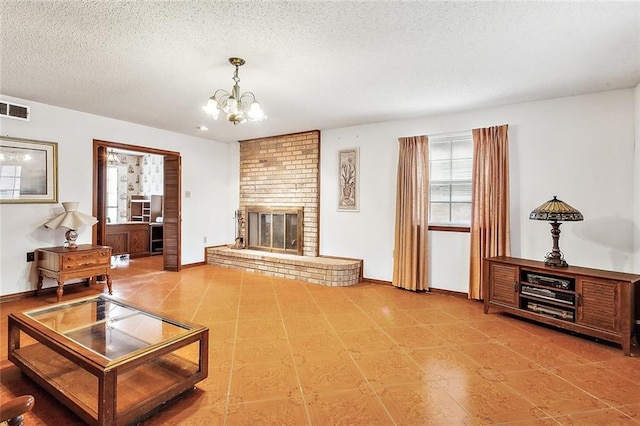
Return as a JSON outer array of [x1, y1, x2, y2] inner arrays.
[[26, 251, 35, 262], [203, 236, 207, 243]]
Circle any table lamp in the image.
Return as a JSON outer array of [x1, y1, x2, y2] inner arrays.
[[43, 202, 98, 248], [529, 196, 583, 267]]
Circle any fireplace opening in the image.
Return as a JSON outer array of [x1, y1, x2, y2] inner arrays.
[[245, 206, 303, 255]]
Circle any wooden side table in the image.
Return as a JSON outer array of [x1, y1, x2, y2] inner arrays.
[[36, 245, 113, 302]]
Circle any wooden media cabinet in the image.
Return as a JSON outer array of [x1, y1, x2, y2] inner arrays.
[[484, 256, 640, 356]]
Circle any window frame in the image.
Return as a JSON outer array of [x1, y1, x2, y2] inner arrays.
[[427, 131, 473, 233]]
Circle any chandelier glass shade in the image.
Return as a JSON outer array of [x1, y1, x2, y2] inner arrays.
[[202, 57, 266, 125]]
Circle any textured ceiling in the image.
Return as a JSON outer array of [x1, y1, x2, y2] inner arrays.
[[1, 1, 639, 143]]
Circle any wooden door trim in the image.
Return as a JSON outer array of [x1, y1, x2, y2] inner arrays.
[[92, 139, 181, 271]]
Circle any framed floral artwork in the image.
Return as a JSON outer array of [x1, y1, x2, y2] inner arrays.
[[0, 136, 58, 203], [338, 148, 359, 211]]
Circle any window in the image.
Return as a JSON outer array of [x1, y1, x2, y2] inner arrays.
[[106, 166, 118, 223], [429, 132, 473, 228]]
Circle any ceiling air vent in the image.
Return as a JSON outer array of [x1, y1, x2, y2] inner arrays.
[[0, 101, 30, 121]]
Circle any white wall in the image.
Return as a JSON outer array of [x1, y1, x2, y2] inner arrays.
[[0, 95, 239, 296], [2, 89, 636, 297], [320, 89, 638, 293]]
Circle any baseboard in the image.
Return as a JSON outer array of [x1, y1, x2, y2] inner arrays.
[[429, 287, 469, 298], [182, 261, 206, 269], [362, 277, 392, 286], [362, 277, 469, 298], [0, 289, 36, 303], [0, 280, 92, 304]]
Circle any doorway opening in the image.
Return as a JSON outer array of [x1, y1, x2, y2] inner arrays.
[[92, 140, 182, 272]]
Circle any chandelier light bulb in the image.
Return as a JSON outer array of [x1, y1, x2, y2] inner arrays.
[[203, 98, 215, 112], [202, 98, 218, 118], [248, 102, 265, 121]]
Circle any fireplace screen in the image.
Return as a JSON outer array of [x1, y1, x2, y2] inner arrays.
[[246, 207, 302, 255]]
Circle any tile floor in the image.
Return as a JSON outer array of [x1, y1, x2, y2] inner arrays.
[[1, 256, 640, 425]]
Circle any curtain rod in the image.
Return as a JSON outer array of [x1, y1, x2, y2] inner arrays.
[[398, 130, 471, 140], [427, 130, 471, 138]]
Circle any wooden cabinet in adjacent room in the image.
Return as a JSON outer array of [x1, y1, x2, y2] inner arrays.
[[105, 223, 150, 258], [484, 256, 640, 355]]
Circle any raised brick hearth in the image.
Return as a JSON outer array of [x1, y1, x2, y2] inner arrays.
[[206, 246, 362, 287]]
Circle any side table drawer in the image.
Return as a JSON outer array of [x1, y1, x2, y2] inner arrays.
[[62, 250, 110, 270]]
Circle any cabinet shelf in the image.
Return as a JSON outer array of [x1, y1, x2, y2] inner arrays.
[[519, 293, 575, 308], [149, 224, 163, 256]]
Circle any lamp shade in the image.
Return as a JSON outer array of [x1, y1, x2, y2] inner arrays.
[[43, 202, 98, 230], [529, 196, 583, 222]]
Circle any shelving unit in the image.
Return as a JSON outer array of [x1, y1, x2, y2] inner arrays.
[[130, 199, 151, 222], [130, 195, 162, 223], [484, 256, 640, 355]]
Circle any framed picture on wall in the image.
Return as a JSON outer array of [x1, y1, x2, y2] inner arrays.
[[338, 147, 359, 211], [0, 136, 58, 203]]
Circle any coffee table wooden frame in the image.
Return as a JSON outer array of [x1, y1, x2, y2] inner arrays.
[[8, 295, 209, 426]]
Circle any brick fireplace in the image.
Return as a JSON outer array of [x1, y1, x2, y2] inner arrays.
[[205, 130, 362, 286], [239, 130, 320, 256]]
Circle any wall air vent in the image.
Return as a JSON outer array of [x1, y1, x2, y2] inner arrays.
[[0, 101, 30, 121]]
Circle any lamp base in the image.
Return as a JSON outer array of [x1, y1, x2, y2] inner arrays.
[[543, 221, 570, 268], [544, 253, 568, 268], [64, 229, 78, 249]]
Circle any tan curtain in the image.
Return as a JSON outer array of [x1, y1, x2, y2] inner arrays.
[[469, 125, 511, 299], [392, 135, 429, 291]]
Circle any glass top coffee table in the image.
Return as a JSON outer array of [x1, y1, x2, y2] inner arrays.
[[8, 294, 209, 425]]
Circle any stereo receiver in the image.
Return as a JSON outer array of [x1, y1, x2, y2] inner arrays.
[[524, 273, 572, 290]]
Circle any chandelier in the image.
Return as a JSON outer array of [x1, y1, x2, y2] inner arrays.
[[202, 57, 266, 125]]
